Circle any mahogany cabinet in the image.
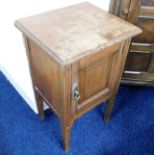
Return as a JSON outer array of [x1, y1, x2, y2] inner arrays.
[[15, 2, 141, 152], [109, 0, 154, 86]]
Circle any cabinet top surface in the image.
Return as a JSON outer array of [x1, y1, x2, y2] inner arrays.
[[15, 2, 141, 65]]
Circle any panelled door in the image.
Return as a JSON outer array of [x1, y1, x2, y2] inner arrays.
[[71, 43, 122, 119]]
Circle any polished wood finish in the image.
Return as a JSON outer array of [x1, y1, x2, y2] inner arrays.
[[15, 2, 141, 152], [109, 0, 154, 86]]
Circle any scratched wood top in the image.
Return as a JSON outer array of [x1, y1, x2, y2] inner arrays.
[[15, 2, 142, 65]]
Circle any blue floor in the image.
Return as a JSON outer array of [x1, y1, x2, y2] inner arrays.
[[0, 71, 153, 155]]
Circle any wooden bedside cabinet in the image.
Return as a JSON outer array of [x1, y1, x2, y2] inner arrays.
[[15, 2, 141, 152]]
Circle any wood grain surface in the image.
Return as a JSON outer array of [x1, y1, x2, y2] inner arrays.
[[15, 2, 141, 65]]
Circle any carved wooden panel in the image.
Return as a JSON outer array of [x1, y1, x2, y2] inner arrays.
[[109, 0, 154, 86], [125, 0, 154, 74]]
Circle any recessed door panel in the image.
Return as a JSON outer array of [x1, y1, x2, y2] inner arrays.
[[79, 55, 113, 103]]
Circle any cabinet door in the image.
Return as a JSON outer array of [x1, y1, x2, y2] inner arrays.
[[71, 43, 121, 118]]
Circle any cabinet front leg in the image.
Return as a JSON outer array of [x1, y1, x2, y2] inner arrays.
[[104, 96, 115, 123], [61, 124, 72, 152], [35, 91, 45, 120]]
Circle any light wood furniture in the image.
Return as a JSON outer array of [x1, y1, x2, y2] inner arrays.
[[109, 0, 154, 86], [15, 2, 141, 152]]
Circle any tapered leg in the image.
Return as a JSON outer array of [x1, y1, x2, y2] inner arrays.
[[35, 91, 45, 120], [61, 124, 71, 152], [104, 96, 115, 123]]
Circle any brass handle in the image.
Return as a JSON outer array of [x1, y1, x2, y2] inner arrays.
[[72, 83, 80, 100]]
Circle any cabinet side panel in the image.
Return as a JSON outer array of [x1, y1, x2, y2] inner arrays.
[[27, 38, 62, 115]]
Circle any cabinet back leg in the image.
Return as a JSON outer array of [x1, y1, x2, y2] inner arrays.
[[104, 96, 115, 123], [35, 91, 45, 120]]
